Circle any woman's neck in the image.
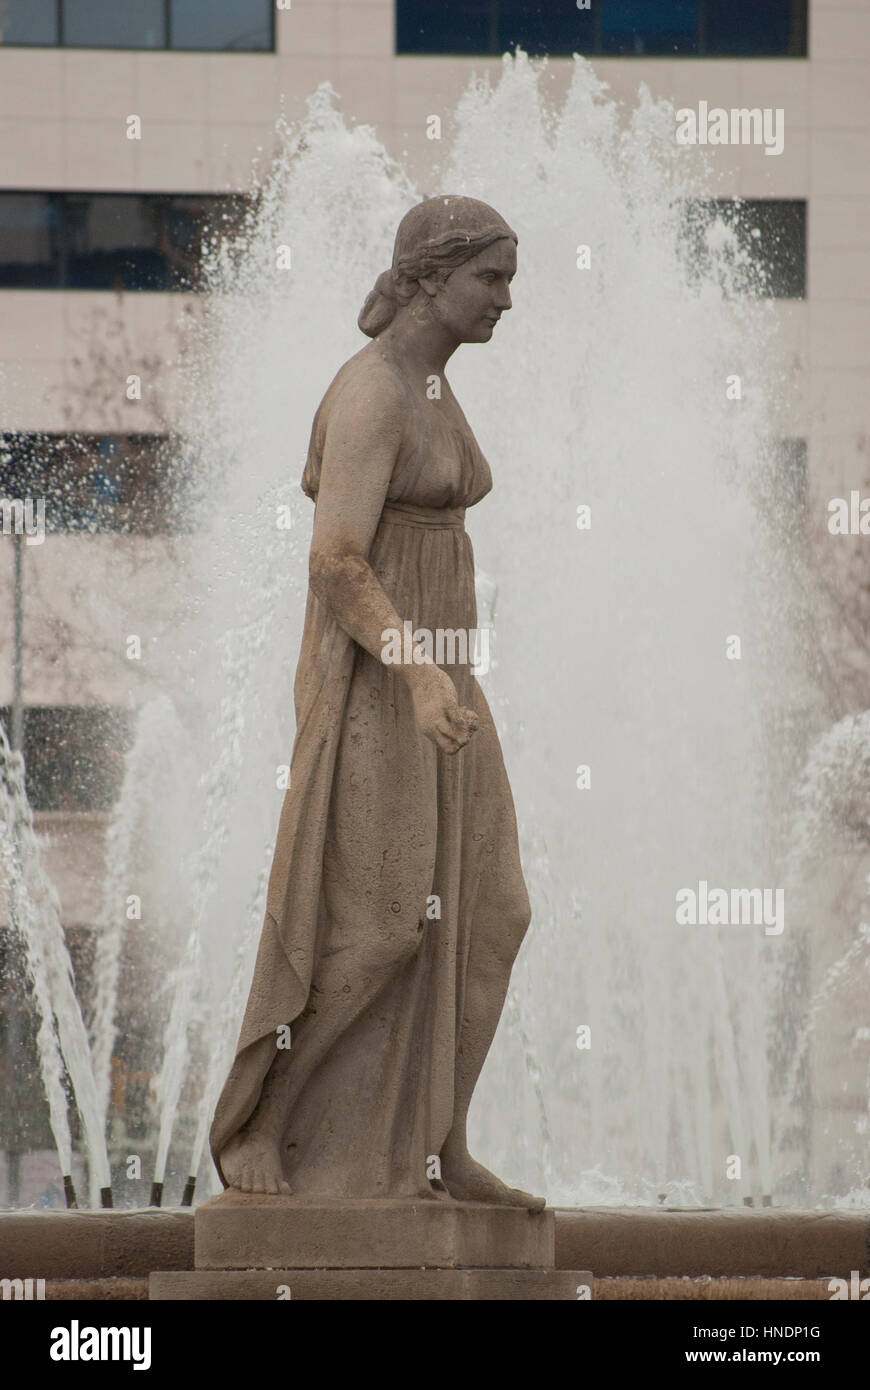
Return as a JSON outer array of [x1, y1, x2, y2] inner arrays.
[[376, 301, 459, 379]]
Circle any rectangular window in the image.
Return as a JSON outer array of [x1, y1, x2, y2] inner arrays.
[[0, 194, 62, 288], [396, 0, 808, 59], [0, 0, 59, 45], [0, 432, 191, 534], [63, 0, 165, 49], [0, 0, 274, 51], [704, 0, 807, 58], [0, 706, 133, 812], [397, 0, 493, 56], [601, 0, 698, 56], [0, 191, 248, 291], [170, 0, 273, 52], [681, 198, 806, 299], [0, 193, 804, 300]]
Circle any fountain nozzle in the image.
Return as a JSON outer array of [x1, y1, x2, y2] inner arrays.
[[180, 1176, 196, 1207], [63, 1174, 78, 1209], [100, 1186, 113, 1208], [149, 1181, 163, 1208]]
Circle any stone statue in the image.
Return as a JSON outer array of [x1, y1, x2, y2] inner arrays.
[[211, 195, 544, 1212]]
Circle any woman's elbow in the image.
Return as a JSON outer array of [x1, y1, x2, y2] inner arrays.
[[309, 546, 369, 606]]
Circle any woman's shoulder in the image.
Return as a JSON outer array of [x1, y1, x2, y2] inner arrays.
[[320, 345, 410, 423], [302, 347, 411, 498]]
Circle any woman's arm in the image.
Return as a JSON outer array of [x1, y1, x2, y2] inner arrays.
[[308, 363, 409, 663], [308, 362, 477, 755]]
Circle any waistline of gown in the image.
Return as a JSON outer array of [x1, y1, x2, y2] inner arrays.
[[380, 500, 466, 530]]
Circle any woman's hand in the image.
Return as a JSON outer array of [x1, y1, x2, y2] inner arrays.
[[409, 662, 479, 755]]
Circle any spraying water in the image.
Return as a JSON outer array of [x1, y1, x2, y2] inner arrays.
[[6, 53, 865, 1207], [777, 712, 870, 1204], [0, 726, 111, 1205], [1, 729, 75, 1191], [90, 695, 194, 1136], [140, 54, 802, 1206]]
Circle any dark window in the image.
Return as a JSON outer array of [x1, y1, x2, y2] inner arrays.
[[396, 0, 808, 58], [500, 2, 596, 58], [0, 191, 248, 291], [0, 0, 274, 51], [680, 198, 806, 299], [0, 706, 133, 811], [704, 0, 806, 57], [171, 0, 272, 51], [398, 1, 493, 55], [0, 0, 59, 45], [63, 0, 165, 48], [601, 0, 698, 56], [0, 194, 62, 289], [0, 433, 193, 533]]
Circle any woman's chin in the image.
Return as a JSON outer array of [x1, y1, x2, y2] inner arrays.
[[466, 321, 496, 344]]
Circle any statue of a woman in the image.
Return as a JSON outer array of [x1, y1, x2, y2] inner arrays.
[[212, 195, 543, 1211]]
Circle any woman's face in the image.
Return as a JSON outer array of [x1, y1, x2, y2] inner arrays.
[[426, 237, 517, 344]]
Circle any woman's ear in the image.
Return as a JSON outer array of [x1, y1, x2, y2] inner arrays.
[[417, 275, 440, 299]]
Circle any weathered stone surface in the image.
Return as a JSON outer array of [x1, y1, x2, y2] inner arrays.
[[46, 1278, 149, 1301], [212, 198, 545, 1219], [0, 1208, 193, 1279], [4, 1206, 868, 1285], [29, 1274, 840, 1302], [555, 1207, 870, 1278], [195, 1191, 554, 1270], [594, 1276, 839, 1301], [150, 1268, 590, 1301]]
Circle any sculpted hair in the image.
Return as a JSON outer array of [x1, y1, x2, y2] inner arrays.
[[358, 197, 517, 339]]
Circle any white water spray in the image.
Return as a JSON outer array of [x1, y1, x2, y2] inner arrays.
[[0, 726, 111, 1204], [140, 57, 797, 1206], [10, 54, 864, 1208]]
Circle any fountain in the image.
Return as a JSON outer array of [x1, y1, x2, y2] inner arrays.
[[0, 726, 112, 1207], [1, 53, 867, 1225]]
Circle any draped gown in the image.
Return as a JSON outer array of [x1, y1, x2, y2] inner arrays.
[[210, 357, 532, 1198]]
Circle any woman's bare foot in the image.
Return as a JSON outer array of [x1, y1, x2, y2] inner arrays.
[[220, 1129, 292, 1196], [440, 1150, 546, 1212]]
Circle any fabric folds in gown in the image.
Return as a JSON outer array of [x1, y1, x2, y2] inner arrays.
[[210, 370, 530, 1198]]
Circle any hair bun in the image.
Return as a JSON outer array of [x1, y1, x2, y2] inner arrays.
[[358, 269, 398, 338]]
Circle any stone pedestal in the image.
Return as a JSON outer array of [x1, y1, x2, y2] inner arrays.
[[150, 1191, 592, 1301]]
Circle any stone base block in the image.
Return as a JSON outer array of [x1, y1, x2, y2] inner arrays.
[[150, 1268, 591, 1301], [0, 1209, 193, 1279], [555, 1207, 870, 1278], [195, 1191, 554, 1270]]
